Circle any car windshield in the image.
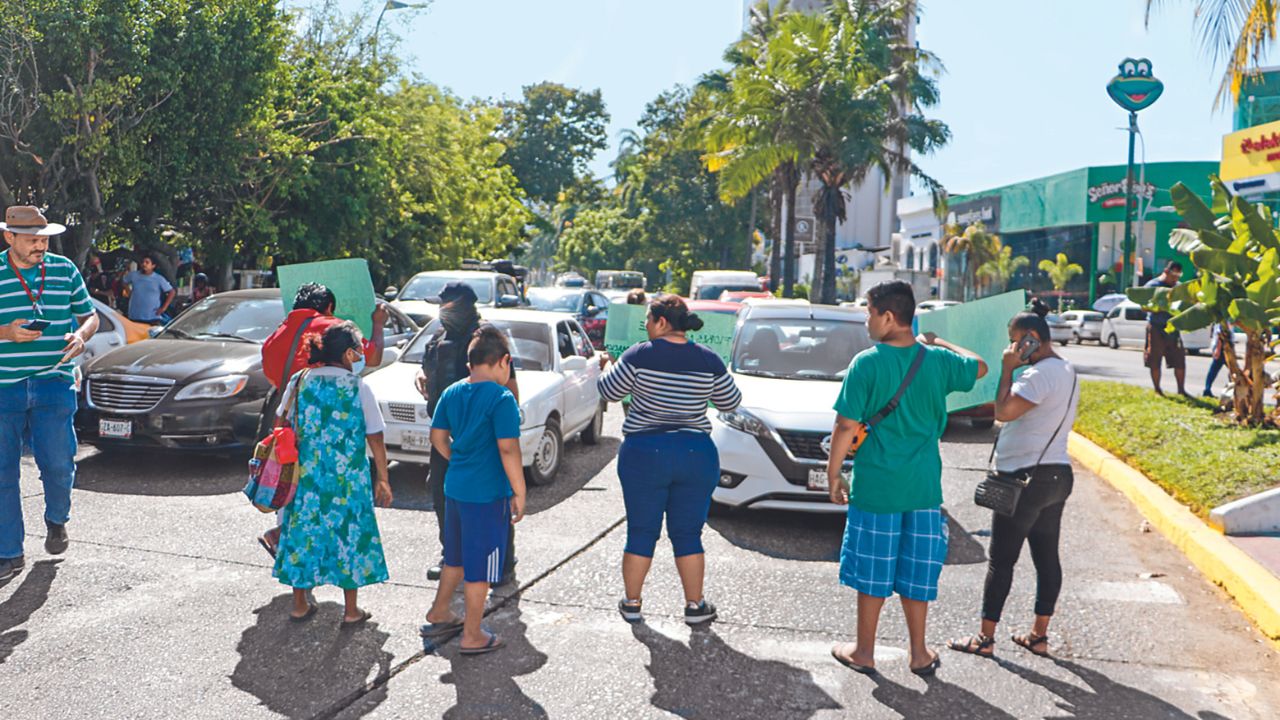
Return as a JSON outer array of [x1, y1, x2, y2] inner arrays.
[[696, 283, 759, 300], [400, 319, 553, 372], [732, 317, 872, 381], [527, 289, 584, 313], [1083, 312, 1103, 321], [162, 296, 284, 343], [600, 273, 643, 289], [399, 275, 493, 303]]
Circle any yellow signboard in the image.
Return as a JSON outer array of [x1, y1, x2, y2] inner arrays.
[[1221, 118, 1280, 182]]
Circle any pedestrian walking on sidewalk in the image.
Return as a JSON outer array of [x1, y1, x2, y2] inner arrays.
[[0, 206, 99, 581], [1143, 261, 1190, 397], [948, 311, 1079, 660], [826, 280, 987, 677], [415, 282, 519, 584], [421, 326, 526, 655], [273, 322, 393, 624], [1203, 322, 1229, 398], [597, 295, 742, 626]]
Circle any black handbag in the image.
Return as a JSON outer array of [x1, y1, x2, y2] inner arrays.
[[975, 370, 1077, 516]]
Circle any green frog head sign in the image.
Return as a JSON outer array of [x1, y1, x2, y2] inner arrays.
[[1107, 58, 1163, 112]]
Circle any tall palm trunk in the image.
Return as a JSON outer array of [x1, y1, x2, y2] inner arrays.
[[813, 179, 842, 305], [768, 171, 784, 292], [782, 162, 798, 297]]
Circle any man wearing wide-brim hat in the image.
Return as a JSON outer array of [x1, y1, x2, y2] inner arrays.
[[0, 205, 99, 581]]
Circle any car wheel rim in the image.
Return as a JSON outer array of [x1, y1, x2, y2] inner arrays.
[[536, 430, 558, 474]]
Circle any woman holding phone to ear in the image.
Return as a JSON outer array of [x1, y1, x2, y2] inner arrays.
[[948, 311, 1079, 660]]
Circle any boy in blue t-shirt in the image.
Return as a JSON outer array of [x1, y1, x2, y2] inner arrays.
[[422, 326, 526, 655]]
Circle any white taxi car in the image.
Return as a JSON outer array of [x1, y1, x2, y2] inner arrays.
[[710, 302, 872, 513], [363, 309, 605, 485]]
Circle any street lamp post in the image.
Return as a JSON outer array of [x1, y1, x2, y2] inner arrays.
[[373, 1, 431, 62], [1106, 58, 1164, 289]]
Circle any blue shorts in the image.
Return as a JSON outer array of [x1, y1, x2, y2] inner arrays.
[[839, 506, 948, 602], [442, 496, 511, 584]]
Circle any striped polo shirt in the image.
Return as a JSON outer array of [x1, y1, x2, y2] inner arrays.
[[598, 338, 742, 435], [0, 250, 93, 385]]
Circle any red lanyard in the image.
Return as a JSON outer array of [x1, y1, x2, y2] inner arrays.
[[5, 250, 45, 313]]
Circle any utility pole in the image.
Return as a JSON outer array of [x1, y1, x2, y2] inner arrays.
[[1121, 111, 1137, 289]]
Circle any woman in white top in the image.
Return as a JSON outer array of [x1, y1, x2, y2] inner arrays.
[[949, 312, 1079, 659], [274, 322, 393, 625]]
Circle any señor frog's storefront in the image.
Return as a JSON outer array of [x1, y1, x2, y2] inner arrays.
[[935, 161, 1218, 307]]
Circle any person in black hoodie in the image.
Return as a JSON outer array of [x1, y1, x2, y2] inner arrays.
[[415, 282, 519, 583]]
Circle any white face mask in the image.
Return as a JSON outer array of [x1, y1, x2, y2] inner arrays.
[[350, 355, 366, 375]]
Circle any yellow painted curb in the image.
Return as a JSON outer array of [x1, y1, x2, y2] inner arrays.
[[1068, 432, 1280, 642]]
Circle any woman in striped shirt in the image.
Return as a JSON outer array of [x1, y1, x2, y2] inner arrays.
[[598, 295, 741, 625]]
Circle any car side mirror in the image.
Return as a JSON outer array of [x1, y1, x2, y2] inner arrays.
[[561, 355, 588, 372], [148, 326, 164, 339], [497, 294, 520, 308], [585, 305, 601, 316]]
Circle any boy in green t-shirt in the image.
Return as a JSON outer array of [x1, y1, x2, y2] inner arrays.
[[826, 280, 987, 677]]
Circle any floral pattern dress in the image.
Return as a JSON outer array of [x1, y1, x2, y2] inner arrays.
[[273, 370, 389, 590]]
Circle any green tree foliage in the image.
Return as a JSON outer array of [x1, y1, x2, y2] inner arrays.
[[1128, 178, 1279, 427], [977, 241, 1030, 294], [943, 221, 999, 300], [498, 82, 609, 205], [1039, 252, 1084, 312], [555, 205, 647, 277]]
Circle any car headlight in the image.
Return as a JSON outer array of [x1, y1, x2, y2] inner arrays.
[[718, 408, 769, 438], [174, 375, 249, 401]]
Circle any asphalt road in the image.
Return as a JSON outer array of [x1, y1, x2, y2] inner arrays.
[[1057, 337, 1277, 398], [2, 407, 1278, 719]]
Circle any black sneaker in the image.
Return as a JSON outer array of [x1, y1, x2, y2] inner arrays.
[[0, 555, 24, 581], [427, 562, 443, 581], [684, 600, 717, 625], [45, 522, 68, 555], [618, 598, 643, 623]]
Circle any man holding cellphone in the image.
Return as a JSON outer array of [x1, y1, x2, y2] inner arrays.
[[0, 206, 99, 581]]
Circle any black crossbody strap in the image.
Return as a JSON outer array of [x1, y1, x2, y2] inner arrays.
[[280, 316, 314, 390], [866, 344, 927, 428]]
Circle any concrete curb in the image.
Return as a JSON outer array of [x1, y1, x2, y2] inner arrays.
[[1068, 431, 1280, 642]]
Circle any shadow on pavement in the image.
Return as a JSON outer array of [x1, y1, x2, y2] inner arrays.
[[436, 597, 549, 719], [943, 422, 998, 446], [0, 559, 60, 664], [870, 673, 1019, 719], [631, 624, 840, 718], [943, 508, 988, 565], [998, 656, 1201, 720], [74, 449, 245, 496], [231, 594, 393, 720], [707, 507, 844, 562], [526, 436, 621, 516]]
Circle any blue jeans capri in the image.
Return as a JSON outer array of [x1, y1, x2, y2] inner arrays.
[[617, 432, 719, 558], [839, 506, 949, 602]]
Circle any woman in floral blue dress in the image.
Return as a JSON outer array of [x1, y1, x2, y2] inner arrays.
[[274, 322, 393, 625]]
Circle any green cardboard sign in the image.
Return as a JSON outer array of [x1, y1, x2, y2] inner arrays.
[[276, 259, 376, 338], [603, 303, 738, 363], [915, 290, 1027, 412]]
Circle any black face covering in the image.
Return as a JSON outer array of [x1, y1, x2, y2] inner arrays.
[[439, 301, 480, 338]]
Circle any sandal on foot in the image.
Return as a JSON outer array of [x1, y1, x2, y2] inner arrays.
[[910, 651, 941, 677], [420, 617, 465, 637], [288, 603, 317, 622], [459, 630, 505, 656], [830, 645, 876, 675], [258, 535, 277, 559], [1012, 632, 1050, 657], [341, 609, 373, 627], [946, 634, 995, 658]]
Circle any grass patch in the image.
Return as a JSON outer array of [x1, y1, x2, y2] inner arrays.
[[1074, 380, 1280, 517]]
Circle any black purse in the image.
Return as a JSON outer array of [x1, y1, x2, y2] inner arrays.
[[974, 370, 1077, 516]]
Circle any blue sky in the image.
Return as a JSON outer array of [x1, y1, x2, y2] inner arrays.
[[338, 0, 1247, 195]]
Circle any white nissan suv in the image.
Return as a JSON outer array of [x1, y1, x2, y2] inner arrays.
[[710, 301, 872, 513]]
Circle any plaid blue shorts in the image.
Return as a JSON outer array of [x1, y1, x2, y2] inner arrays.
[[839, 506, 949, 602]]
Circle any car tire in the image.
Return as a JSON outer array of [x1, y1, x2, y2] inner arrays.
[[1107, 334, 1119, 349], [970, 418, 995, 431], [524, 418, 563, 486], [1188, 348, 1201, 356], [1059, 339, 1068, 346], [581, 403, 604, 446]]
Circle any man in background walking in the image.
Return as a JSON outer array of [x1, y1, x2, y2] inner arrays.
[[122, 252, 175, 324], [1143, 261, 1188, 397]]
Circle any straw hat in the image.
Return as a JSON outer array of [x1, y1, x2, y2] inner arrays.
[[0, 206, 66, 236]]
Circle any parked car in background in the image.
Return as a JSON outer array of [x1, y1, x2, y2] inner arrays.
[[82, 297, 152, 363], [527, 287, 611, 350], [75, 289, 417, 453], [1101, 300, 1211, 353], [710, 302, 871, 513], [390, 269, 523, 325], [685, 299, 746, 317], [363, 309, 604, 486], [555, 272, 589, 288], [1046, 314, 1073, 345], [1061, 310, 1105, 344], [689, 270, 763, 301], [917, 300, 960, 313], [595, 270, 645, 301], [1093, 293, 1128, 314], [720, 290, 773, 303]]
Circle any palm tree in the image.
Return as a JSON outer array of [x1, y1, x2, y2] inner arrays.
[[1038, 252, 1084, 313], [942, 221, 999, 300], [977, 241, 1030, 295], [1145, 1, 1276, 107]]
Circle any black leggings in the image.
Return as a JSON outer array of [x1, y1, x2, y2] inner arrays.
[[982, 464, 1073, 623]]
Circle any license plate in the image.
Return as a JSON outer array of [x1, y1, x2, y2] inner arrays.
[[401, 430, 431, 451], [99, 418, 132, 439], [807, 468, 829, 492]]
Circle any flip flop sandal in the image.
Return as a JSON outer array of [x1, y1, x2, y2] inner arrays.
[[420, 618, 465, 637], [947, 634, 995, 658], [341, 610, 373, 627], [258, 536, 277, 559], [1012, 633, 1051, 657], [830, 647, 876, 675], [910, 653, 942, 677], [459, 631, 505, 656], [288, 603, 317, 622]]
